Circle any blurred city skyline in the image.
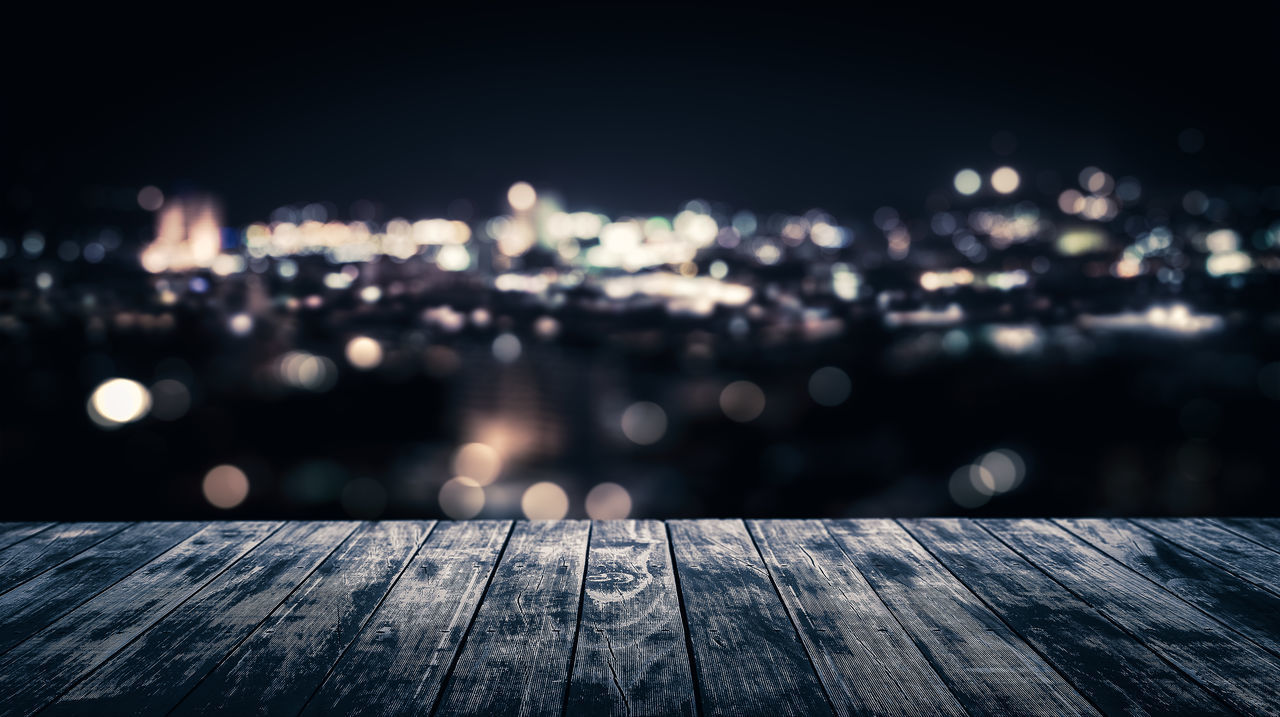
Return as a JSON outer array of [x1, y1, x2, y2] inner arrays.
[[3, 3, 1278, 521]]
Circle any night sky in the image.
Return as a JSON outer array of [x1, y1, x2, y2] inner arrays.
[[6, 4, 1278, 225]]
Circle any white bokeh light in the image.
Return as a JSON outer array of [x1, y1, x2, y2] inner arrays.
[[522, 481, 569, 520], [991, 166, 1020, 194], [953, 169, 981, 196], [345, 336, 383, 370], [978, 448, 1026, 493], [88, 378, 152, 427], [507, 182, 537, 211]]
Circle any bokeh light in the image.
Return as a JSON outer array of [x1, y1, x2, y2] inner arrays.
[[149, 379, 191, 421], [949, 464, 991, 508], [720, 381, 766, 422], [991, 167, 1020, 194], [345, 336, 383, 370], [229, 313, 254, 337], [620, 401, 668, 445], [953, 169, 981, 196], [492, 333, 522, 363], [977, 449, 1026, 493], [507, 182, 537, 211], [585, 482, 632, 519], [522, 481, 569, 520], [87, 379, 151, 427], [453, 442, 503, 485], [202, 465, 249, 509], [137, 185, 164, 212], [808, 367, 851, 407], [278, 352, 338, 391], [439, 476, 485, 519]]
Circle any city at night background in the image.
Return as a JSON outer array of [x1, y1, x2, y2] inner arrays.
[[3, 4, 1279, 521]]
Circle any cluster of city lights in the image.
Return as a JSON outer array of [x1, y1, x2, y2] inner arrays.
[[113, 172, 1280, 321], [9, 163, 1280, 515]]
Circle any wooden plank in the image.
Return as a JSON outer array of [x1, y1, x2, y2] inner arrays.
[[0, 523, 56, 552], [1057, 518, 1280, 656], [0, 521, 205, 654], [172, 521, 433, 715], [434, 520, 590, 717], [748, 519, 965, 717], [985, 518, 1280, 715], [903, 518, 1229, 716], [825, 519, 1097, 716], [668, 519, 832, 717], [0, 523, 130, 596], [567, 519, 696, 717], [303, 520, 511, 716], [47, 521, 359, 714], [1137, 518, 1280, 596], [1217, 518, 1280, 554], [0, 521, 280, 717]]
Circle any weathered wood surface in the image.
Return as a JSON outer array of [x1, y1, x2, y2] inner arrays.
[[0, 521, 205, 654], [567, 520, 696, 716], [0, 523, 55, 552], [304, 520, 510, 715], [902, 518, 1228, 715], [173, 521, 433, 715], [1138, 518, 1280, 595], [669, 519, 832, 716], [1057, 518, 1280, 656], [0, 522, 279, 717], [987, 518, 1280, 715], [748, 519, 965, 717], [434, 520, 590, 717], [0, 522, 128, 596], [1219, 517, 1280, 551], [0, 518, 1276, 716], [826, 519, 1098, 716], [47, 521, 359, 715]]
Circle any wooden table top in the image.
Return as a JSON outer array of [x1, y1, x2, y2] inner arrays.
[[0, 518, 1277, 715]]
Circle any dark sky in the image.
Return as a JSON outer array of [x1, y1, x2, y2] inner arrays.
[[6, 3, 1277, 225]]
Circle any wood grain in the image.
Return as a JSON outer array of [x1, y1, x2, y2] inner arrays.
[[47, 521, 358, 714], [0, 521, 280, 717], [826, 519, 1098, 716], [303, 520, 511, 716], [748, 519, 965, 717], [1218, 518, 1280, 552], [986, 518, 1280, 715], [0, 521, 205, 655], [0, 523, 55, 552], [1137, 518, 1280, 595], [669, 519, 832, 717], [0, 522, 129, 596], [1057, 518, 1280, 656], [0, 518, 1273, 715], [173, 521, 433, 715], [567, 519, 696, 716], [434, 520, 591, 717], [903, 518, 1228, 715]]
